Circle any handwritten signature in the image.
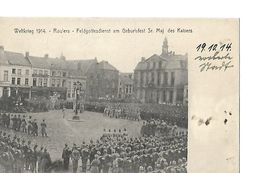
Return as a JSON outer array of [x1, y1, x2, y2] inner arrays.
[[195, 52, 234, 72], [195, 52, 232, 61], [199, 61, 234, 72]]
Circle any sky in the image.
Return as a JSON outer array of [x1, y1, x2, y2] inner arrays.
[[0, 18, 192, 73]]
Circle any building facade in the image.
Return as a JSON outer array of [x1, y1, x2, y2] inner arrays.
[[0, 46, 32, 100], [134, 38, 188, 105], [0, 46, 120, 101], [118, 73, 134, 99], [95, 61, 119, 100]]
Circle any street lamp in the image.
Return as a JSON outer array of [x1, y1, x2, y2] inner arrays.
[[73, 81, 82, 118]]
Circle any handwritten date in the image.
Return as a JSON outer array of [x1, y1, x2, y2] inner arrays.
[[196, 43, 232, 52]]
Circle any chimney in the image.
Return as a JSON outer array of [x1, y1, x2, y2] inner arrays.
[[0, 46, 4, 57], [44, 54, 48, 58], [141, 57, 145, 62], [25, 51, 29, 57]]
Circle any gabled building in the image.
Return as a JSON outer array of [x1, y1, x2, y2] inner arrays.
[[0, 45, 120, 102], [25, 53, 51, 98], [134, 38, 188, 104], [95, 61, 119, 99], [65, 58, 97, 101], [118, 73, 134, 99], [0, 46, 32, 99]]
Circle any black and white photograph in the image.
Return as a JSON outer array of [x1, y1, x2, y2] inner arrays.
[[0, 18, 239, 173]]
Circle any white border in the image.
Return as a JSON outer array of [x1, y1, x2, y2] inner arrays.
[[0, 1, 259, 172]]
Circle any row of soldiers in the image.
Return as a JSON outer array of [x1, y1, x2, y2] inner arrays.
[[61, 134, 187, 173], [0, 113, 48, 137], [103, 105, 141, 121], [140, 119, 186, 137], [0, 130, 52, 173]]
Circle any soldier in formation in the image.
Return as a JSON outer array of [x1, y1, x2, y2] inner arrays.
[[0, 113, 48, 138], [0, 130, 52, 173]]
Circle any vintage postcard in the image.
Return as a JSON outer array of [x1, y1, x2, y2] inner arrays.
[[0, 18, 239, 173]]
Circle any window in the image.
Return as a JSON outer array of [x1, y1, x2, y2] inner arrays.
[[157, 72, 161, 86], [12, 69, 16, 74], [62, 80, 66, 87], [62, 72, 66, 77], [44, 70, 48, 75], [43, 78, 47, 87], [176, 88, 184, 102], [164, 72, 168, 85], [153, 62, 156, 69], [163, 90, 166, 102], [52, 71, 55, 76], [140, 72, 143, 86], [39, 70, 43, 75], [151, 72, 154, 83], [57, 79, 60, 87], [38, 78, 43, 86], [25, 78, 29, 85], [67, 92, 71, 98], [12, 77, 15, 84], [25, 69, 29, 75], [169, 90, 173, 103], [68, 81, 71, 88], [17, 69, 21, 75], [52, 79, 55, 87], [129, 86, 132, 93], [33, 70, 37, 74], [17, 78, 21, 85], [3, 71, 8, 81], [33, 78, 37, 86], [171, 72, 175, 86], [159, 61, 162, 68]]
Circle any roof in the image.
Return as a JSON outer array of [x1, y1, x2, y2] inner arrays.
[[66, 59, 97, 73], [27, 56, 49, 69], [47, 58, 68, 70], [97, 61, 118, 71], [119, 73, 134, 84], [145, 54, 167, 62], [135, 53, 187, 70], [1, 51, 31, 66]]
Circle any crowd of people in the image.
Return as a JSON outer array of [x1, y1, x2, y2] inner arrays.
[[61, 130, 187, 173], [103, 104, 141, 121], [0, 130, 52, 173], [84, 102, 188, 128], [140, 119, 182, 137], [0, 112, 48, 137], [0, 127, 187, 173], [139, 104, 187, 128], [0, 101, 187, 173]]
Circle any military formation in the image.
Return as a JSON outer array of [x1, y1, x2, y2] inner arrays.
[[60, 129, 187, 173], [87, 102, 188, 128], [140, 119, 183, 137], [0, 103, 187, 173], [0, 113, 48, 137], [0, 131, 52, 173], [103, 104, 141, 121]]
